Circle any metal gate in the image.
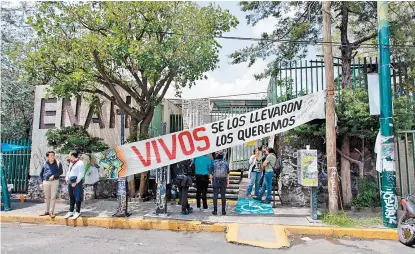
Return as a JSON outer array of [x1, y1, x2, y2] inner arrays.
[[396, 130, 415, 196], [0, 139, 31, 193]]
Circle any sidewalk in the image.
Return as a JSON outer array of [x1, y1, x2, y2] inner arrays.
[[2, 199, 314, 226], [1, 199, 399, 248]]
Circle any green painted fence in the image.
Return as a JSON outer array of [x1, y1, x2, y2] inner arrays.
[[268, 56, 415, 197], [268, 56, 415, 112], [396, 130, 415, 196], [0, 139, 31, 193]]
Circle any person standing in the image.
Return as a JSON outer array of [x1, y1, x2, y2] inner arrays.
[[38, 151, 63, 218], [194, 155, 212, 211], [64, 151, 85, 220], [246, 148, 262, 198], [258, 145, 268, 188], [173, 159, 194, 215], [210, 151, 229, 216], [256, 147, 277, 204]]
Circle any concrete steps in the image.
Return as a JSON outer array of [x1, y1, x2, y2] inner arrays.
[[187, 192, 239, 200], [188, 172, 242, 200]]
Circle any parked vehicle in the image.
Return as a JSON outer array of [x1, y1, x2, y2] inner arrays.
[[398, 194, 415, 246]]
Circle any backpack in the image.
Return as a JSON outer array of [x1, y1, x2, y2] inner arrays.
[[272, 157, 282, 177], [213, 160, 228, 179]]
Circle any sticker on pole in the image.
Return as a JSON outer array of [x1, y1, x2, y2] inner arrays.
[[381, 143, 395, 172]]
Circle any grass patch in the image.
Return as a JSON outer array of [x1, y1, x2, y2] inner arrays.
[[319, 211, 383, 228]]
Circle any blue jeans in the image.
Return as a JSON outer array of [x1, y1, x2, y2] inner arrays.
[[246, 171, 261, 197], [258, 172, 274, 202]]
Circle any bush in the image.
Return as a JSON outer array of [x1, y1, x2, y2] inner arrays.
[[350, 178, 380, 209], [45, 125, 109, 154]]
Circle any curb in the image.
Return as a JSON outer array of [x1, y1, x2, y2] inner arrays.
[[0, 214, 226, 232], [284, 225, 398, 240], [0, 214, 398, 240]]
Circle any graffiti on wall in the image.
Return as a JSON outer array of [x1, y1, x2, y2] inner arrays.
[[382, 188, 398, 225], [31, 147, 70, 175], [93, 147, 127, 178]]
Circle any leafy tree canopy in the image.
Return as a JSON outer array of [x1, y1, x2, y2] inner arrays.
[[232, 1, 415, 83], [13, 1, 238, 140], [1, 2, 36, 139]]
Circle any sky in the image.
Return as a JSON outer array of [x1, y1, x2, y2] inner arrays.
[[165, 1, 317, 100]]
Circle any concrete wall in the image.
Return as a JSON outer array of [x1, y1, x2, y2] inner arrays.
[[30, 85, 182, 176]]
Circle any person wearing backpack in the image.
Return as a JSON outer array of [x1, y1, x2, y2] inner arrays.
[[210, 150, 230, 215], [38, 151, 63, 218], [246, 148, 262, 198], [255, 147, 277, 204], [173, 159, 194, 215]]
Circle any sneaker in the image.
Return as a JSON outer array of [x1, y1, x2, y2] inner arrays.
[[71, 212, 81, 220], [64, 212, 74, 219], [188, 207, 193, 213], [50, 213, 56, 218], [181, 211, 190, 215], [212, 210, 217, 216], [39, 211, 49, 216], [261, 200, 271, 204]]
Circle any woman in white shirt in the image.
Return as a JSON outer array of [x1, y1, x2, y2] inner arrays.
[[246, 148, 262, 198], [64, 151, 85, 220]]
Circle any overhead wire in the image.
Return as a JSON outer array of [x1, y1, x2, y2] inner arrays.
[[1, 24, 415, 49]]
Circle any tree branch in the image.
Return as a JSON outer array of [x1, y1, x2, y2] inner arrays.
[[80, 88, 114, 102], [351, 32, 377, 47], [337, 148, 363, 166], [354, 148, 363, 157], [92, 50, 137, 118], [156, 75, 174, 104]]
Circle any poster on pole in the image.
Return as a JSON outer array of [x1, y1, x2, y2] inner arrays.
[[297, 149, 318, 187], [94, 91, 326, 178]]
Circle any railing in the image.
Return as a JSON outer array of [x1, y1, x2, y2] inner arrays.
[[268, 57, 415, 112], [396, 130, 415, 196], [0, 139, 31, 193]]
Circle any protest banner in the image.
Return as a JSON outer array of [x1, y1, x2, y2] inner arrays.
[[94, 91, 326, 178]]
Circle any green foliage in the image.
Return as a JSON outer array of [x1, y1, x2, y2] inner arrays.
[[336, 89, 379, 143], [233, 1, 415, 80], [287, 120, 326, 151], [1, 2, 36, 139], [286, 88, 413, 150], [320, 211, 382, 228], [351, 178, 380, 209], [14, 2, 238, 141], [393, 96, 415, 131], [45, 125, 108, 154]]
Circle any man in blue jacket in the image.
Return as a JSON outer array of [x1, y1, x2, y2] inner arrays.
[[38, 151, 63, 218]]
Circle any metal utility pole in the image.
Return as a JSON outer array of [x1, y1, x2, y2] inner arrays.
[[378, 1, 397, 228], [323, 1, 338, 214]]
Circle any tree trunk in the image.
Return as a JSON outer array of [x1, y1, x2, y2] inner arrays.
[[128, 117, 139, 143], [341, 50, 353, 89], [340, 136, 352, 206], [138, 107, 155, 200], [339, 3, 353, 89]]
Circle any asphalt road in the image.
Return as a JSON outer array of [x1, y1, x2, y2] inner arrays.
[[1, 223, 414, 254]]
